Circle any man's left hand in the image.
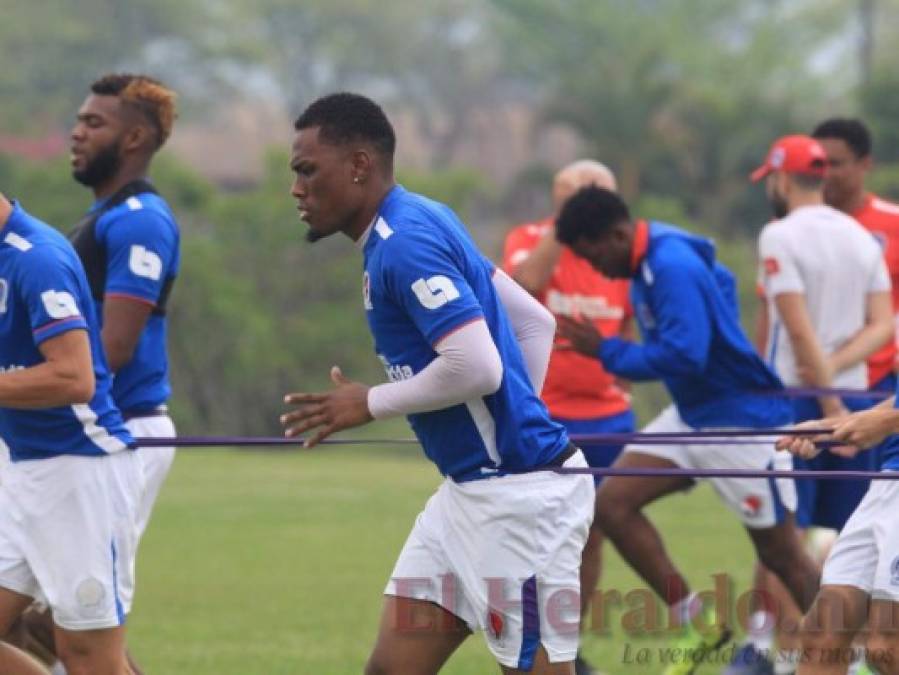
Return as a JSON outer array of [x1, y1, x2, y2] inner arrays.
[[281, 366, 373, 447], [556, 315, 603, 357]]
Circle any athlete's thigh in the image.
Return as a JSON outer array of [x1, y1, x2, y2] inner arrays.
[[0, 586, 34, 635], [500, 644, 573, 675], [597, 451, 694, 510], [803, 585, 869, 636], [367, 595, 470, 675], [866, 599, 899, 664]]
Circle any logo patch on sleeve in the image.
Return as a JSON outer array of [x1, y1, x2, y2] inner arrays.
[[763, 257, 780, 276], [411, 275, 460, 310], [40, 290, 80, 319], [128, 245, 163, 281]]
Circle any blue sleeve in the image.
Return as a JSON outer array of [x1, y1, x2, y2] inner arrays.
[[16, 248, 89, 346], [99, 208, 178, 305], [381, 230, 485, 345], [598, 254, 711, 380]]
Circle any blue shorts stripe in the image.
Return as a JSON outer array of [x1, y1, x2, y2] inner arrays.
[[766, 460, 786, 525], [111, 540, 125, 626], [517, 575, 540, 670]]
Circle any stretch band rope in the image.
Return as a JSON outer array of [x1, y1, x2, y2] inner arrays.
[[132, 429, 898, 480], [774, 386, 892, 400]]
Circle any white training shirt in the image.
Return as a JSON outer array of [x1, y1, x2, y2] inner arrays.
[[758, 204, 891, 389]]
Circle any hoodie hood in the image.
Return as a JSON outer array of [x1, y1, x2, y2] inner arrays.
[[647, 221, 739, 314]]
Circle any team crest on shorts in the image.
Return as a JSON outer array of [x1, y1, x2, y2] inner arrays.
[[488, 609, 505, 641], [891, 556, 899, 586], [75, 577, 107, 617], [740, 495, 763, 518]]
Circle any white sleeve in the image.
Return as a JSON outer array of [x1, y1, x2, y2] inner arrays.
[[491, 268, 555, 391], [367, 319, 503, 420], [758, 226, 805, 296], [868, 253, 892, 293]]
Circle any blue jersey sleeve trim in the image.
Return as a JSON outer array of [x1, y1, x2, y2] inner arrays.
[[32, 317, 88, 344]]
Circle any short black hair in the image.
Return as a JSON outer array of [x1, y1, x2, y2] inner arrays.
[[294, 92, 396, 159], [556, 186, 631, 245], [812, 118, 872, 159]]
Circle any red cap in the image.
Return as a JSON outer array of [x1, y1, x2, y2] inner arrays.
[[750, 135, 828, 182]]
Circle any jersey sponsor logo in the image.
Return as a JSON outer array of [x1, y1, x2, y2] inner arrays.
[[763, 257, 780, 275], [546, 290, 625, 321], [0, 278, 7, 313], [378, 354, 413, 382], [411, 275, 460, 310], [128, 245, 163, 281], [362, 271, 373, 310], [40, 290, 80, 320]]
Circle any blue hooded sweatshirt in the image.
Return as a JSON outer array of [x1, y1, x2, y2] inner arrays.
[[598, 221, 792, 429]]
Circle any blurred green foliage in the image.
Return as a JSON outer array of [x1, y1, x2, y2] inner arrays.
[[4, 0, 899, 433]]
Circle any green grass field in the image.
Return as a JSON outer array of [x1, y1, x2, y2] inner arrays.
[[129, 445, 758, 674]]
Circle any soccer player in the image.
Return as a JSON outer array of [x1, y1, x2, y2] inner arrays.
[[280, 93, 595, 675], [0, 193, 138, 675], [554, 186, 820, 675], [10, 73, 181, 675], [776, 396, 899, 674], [69, 73, 180, 539], [812, 118, 899, 395], [503, 160, 633, 675]]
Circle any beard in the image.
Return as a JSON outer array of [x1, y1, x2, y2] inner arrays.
[[73, 141, 123, 188], [305, 228, 325, 243], [769, 190, 789, 219]]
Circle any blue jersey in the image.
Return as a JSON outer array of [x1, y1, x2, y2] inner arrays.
[[878, 380, 899, 470], [89, 191, 179, 413], [0, 203, 133, 461], [598, 221, 792, 429], [363, 185, 569, 481]]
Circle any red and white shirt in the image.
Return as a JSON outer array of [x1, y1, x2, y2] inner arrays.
[[503, 218, 632, 420]]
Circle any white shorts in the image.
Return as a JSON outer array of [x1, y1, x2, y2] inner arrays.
[[126, 414, 176, 539], [821, 475, 899, 601], [624, 406, 797, 529], [0, 451, 142, 631], [385, 450, 594, 670]]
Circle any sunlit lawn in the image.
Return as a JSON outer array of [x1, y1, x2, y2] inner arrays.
[[130, 444, 756, 674]]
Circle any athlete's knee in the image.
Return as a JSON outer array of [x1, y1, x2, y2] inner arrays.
[[799, 609, 855, 654], [866, 631, 899, 674], [594, 483, 633, 526], [364, 654, 406, 675]]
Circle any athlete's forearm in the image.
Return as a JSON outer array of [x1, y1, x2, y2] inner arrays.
[[829, 292, 893, 374], [0, 360, 94, 409], [367, 320, 503, 419], [511, 230, 563, 296], [492, 268, 554, 391]]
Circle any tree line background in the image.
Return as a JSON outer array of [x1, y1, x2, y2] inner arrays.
[[3, 0, 899, 435]]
